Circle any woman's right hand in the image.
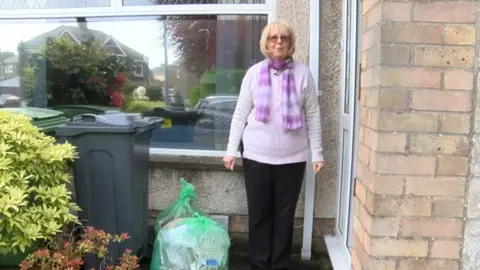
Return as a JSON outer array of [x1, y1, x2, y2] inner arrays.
[[223, 156, 236, 171]]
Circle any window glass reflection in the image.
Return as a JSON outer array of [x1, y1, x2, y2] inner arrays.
[[123, 0, 265, 6], [0, 15, 267, 150], [0, 0, 109, 9]]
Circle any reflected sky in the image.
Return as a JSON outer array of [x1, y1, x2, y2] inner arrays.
[[0, 17, 177, 69]]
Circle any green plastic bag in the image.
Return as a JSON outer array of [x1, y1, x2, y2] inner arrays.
[[153, 178, 205, 235], [150, 178, 230, 270], [153, 214, 231, 270]]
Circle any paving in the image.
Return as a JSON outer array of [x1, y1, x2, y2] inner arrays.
[[140, 253, 332, 270], [0, 252, 332, 270], [0, 236, 332, 270], [139, 228, 332, 270], [140, 239, 333, 270]]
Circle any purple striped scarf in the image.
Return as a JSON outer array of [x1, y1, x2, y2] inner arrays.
[[255, 57, 303, 130]]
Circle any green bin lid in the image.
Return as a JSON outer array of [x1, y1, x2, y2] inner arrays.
[[49, 105, 119, 119], [0, 107, 69, 133]]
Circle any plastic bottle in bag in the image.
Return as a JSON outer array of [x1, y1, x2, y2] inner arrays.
[[150, 178, 230, 270], [155, 214, 230, 270]]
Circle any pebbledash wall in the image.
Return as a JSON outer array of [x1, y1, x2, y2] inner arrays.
[[147, 0, 343, 253], [353, 0, 480, 270]]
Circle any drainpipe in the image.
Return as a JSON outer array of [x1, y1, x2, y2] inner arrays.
[[301, 0, 321, 261]]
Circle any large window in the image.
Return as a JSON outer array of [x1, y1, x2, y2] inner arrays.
[[124, 0, 265, 5], [0, 0, 111, 9], [0, 0, 265, 9], [0, 13, 267, 151]]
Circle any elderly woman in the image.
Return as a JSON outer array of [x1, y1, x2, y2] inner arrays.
[[223, 20, 324, 270]]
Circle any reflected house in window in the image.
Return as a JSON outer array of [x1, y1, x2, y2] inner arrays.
[[0, 77, 20, 98], [0, 54, 19, 81], [19, 25, 149, 85], [0, 54, 20, 98]]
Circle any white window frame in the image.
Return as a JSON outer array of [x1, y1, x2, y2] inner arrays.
[[0, 0, 274, 18], [0, 0, 276, 157], [133, 60, 144, 77], [4, 65, 14, 74]]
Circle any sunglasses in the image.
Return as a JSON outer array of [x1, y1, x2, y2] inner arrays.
[[268, 35, 291, 43]]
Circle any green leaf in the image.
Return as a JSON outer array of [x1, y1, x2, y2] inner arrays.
[[0, 111, 80, 254]]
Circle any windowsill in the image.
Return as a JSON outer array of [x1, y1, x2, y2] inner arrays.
[[149, 148, 243, 170]]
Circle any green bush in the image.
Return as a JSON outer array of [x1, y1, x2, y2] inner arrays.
[[188, 84, 215, 107], [124, 100, 166, 113], [0, 110, 79, 255], [20, 37, 133, 107], [188, 68, 246, 106], [123, 83, 164, 102], [199, 68, 246, 92]]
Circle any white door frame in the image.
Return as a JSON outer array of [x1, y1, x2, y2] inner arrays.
[[324, 0, 361, 268], [301, 0, 321, 261]]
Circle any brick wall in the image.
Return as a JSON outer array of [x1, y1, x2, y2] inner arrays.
[[353, 1, 477, 269]]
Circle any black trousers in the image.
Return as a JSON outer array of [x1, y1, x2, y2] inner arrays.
[[242, 158, 306, 270]]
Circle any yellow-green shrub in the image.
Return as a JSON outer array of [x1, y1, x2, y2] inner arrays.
[[124, 100, 165, 113], [0, 110, 80, 254]]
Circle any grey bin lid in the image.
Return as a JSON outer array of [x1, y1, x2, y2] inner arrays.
[[56, 112, 163, 137]]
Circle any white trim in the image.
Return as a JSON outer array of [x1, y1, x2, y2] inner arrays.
[[268, 0, 276, 23], [0, 7, 115, 19], [112, 0, 122, 10], [309, 0, 320, 96], [59, 29, 82, 44], [334, 0, 350, 237], [347, 0, 362, 248], [133, 60, 144, 77], [302, 155, 316, 261], [328, 0, 360, 268], [150, 148, 241, 158], [325, 235, 351, 270], [103, 36, 127, 56], [0, 3, 270, 19], [4, 65, 14, 74], [114, 3, 271, 15], [301, 0, 320, 261]]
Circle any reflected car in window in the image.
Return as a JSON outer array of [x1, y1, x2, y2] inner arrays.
[[0, 94, 22, 108], [193, 95, 238, 149]]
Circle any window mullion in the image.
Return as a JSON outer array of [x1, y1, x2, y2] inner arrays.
[[111, 0, 123, 10]]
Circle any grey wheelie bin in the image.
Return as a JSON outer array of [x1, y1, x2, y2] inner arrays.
[[55, 112, 162, 269]]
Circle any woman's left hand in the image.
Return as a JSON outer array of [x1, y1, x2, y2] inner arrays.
[[312, 161, 324, 174]]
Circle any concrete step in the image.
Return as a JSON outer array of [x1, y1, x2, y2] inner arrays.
[[142, 232, 333, 270], [140, 253, 332, 270]]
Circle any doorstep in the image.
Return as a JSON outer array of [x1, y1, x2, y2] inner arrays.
[[141, 231, 333, 270], [0, 230, 333, 269], [139, 252, 332, 270], [0, 237, 332, 270]]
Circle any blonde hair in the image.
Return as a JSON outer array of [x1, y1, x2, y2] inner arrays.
[[259, 19, 296, 58]]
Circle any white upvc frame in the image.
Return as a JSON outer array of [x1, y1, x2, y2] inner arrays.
[[300, 0, 319, 261], [0, 1, 274, 19], [324, 0, 361, 268], [0, 0, 275, 157]]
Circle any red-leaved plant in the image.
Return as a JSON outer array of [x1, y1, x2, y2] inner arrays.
[[19, 226, 139, 270]]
